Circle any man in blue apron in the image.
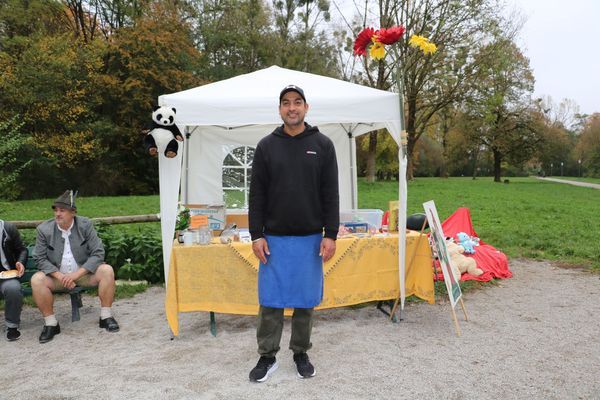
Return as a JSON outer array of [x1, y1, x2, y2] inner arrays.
[[248, 85, 339, 382]]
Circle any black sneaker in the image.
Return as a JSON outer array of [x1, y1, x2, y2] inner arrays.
[[6, 328, 20, 341], [249, 356, 278, 382], [293, 352, 316, 378]]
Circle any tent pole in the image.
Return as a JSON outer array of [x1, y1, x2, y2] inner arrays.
[[347, 129, 356, 209], [184, 127, 190, 204]]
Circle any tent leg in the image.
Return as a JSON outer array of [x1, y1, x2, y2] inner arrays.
[[390, 218, 428, 320], [376, 300, 400, 323], [209, 312, 217, 337]]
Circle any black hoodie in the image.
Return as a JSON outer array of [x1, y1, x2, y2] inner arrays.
[[249, 123, 339, 240]]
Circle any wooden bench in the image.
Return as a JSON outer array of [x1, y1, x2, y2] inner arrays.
[[21, 246, 94, 322]]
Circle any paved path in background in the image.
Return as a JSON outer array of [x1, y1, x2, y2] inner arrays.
[[536, 176, 600, 189]]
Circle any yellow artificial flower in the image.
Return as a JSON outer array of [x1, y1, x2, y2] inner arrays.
[[370, 40, 386, 60], [409, 35, 437, 55], [422, 42, 437, 54], [409, 35, 426, 48]]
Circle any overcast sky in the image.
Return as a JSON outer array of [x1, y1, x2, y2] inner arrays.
[[332, 0, 599, 115], [512, 0, 600, 115]]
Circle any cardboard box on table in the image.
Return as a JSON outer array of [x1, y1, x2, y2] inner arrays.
[[186, 204, 226, 231]]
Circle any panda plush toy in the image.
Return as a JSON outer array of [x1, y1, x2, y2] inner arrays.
[[143, 106, 184, 158]]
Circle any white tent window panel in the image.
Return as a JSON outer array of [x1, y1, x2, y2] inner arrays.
[[222, 145, 255, 208]]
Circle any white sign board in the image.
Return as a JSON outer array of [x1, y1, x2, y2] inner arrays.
[[423, 200, 462, 308]]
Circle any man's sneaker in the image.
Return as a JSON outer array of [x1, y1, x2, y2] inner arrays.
[[293, 352, 316, 378], [6, 328, 20, 341], [249, 356, 278, 382]]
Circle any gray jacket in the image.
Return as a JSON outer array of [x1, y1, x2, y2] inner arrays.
[[34, 216, 105, 275]]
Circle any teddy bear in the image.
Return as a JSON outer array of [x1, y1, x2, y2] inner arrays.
[[446, 240, 483, 277], [143, 105, 184, 158], [456, 231, 479, 254]]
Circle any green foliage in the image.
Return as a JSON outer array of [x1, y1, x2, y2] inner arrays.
[[193, 0, 338, 81], [0, 32, 113, 196], [193, 0, 274, 80], [0, 115, 31, 199], [463, 38, 538, 181], [118, 261, 157, 282], [358, 177, 600, 271], [175, 204, 190, 231], [356, 131, 400, 179], [0, 0, 204, 198], [0, 0, 67, 52], [114, 282, 151, 299], [576, 114, 600, 177], [96, 224, 164, 283]]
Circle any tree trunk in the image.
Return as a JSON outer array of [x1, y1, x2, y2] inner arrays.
[[471, 147, 479, 180], [406, 97, 418, 180], [365, 61, 387, 183], [406, 136, 416, 181], [440, 118, 450, 178], [365, 131, 378, 183], [493, 148, 502, 182]]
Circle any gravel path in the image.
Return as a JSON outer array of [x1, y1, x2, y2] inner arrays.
[[2, 259, 599, 400], [536, 177, 600, 189]]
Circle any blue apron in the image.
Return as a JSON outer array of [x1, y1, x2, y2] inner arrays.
[[258, 233, 323, 308]]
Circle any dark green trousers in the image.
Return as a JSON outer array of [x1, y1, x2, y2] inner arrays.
[[256, 305, 314, 357]]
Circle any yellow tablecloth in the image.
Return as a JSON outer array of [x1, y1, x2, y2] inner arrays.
[[165, 232, 434, 336]]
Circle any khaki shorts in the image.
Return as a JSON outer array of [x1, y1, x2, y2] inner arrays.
[[50, 273, 97, 291]]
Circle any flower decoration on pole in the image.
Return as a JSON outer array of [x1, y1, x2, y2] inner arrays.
[[408, 35, 437, 54], [353, 26, 437, 149]]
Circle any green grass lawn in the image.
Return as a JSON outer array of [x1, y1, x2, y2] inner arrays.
[[0, 195, 162, 243], [358, 177, 600, 271], [2, 177, 599, 271], [0, 195, 160, 220]]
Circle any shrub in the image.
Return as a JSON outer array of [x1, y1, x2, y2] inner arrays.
[[96, 224, 164, 283]]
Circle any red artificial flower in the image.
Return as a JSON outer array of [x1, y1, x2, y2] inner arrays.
[[353, 27, 376, 56], [375, 25, 406, 45]]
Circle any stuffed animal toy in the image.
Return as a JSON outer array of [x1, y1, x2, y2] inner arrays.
[[143, 106, 184, 158], [456, 231, 479, 254], [446, 241, 483, 277]]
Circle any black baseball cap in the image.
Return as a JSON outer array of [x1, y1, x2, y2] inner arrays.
[[279, 85, 306, 102]]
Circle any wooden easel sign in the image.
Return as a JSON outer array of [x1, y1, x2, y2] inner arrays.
[[423, 200, 469, 336]]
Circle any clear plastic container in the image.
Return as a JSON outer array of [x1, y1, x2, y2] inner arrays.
[[339, 209, 384, 230]]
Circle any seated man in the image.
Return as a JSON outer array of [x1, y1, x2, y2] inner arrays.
[[0, 219, 27, 341], [31, 190, 119, 343]]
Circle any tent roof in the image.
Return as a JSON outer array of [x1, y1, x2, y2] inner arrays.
[[159, 65, 400, 128]]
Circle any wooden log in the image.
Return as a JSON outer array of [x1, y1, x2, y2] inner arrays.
[[10, 214, 161, 229]]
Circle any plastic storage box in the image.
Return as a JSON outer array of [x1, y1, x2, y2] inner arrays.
[[339, 209, 384, 230]]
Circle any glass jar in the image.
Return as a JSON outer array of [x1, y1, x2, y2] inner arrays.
[[198, 225, 212, 245]]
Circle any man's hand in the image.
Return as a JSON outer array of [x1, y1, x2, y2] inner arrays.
[[319, 238, 336, 263], [15, 261, 25, 277], [252, 238, 270, 264], [57, 272, 76, 290]]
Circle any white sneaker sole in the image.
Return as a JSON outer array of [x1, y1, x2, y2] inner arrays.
[[297, 368, 316, 379], [255, 361, 279, 382]]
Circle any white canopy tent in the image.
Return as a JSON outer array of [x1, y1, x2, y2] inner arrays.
[[156, 65, 409, 309]]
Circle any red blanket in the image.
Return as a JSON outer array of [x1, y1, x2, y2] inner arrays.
[[439, 208, 512, 282]]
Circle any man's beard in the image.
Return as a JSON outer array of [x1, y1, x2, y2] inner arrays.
[[283, 114, 304, 127]]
